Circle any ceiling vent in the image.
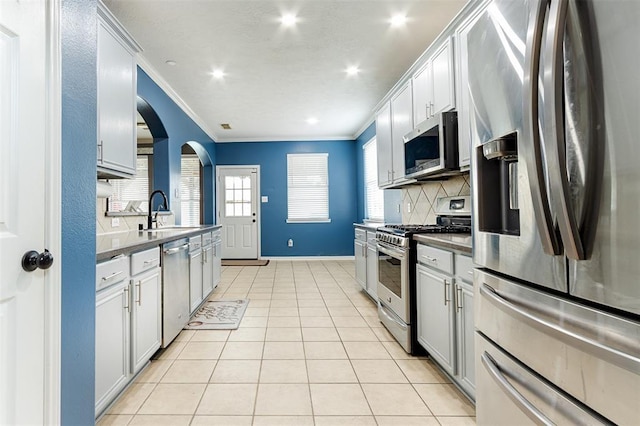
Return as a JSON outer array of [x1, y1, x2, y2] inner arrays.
[[220, 123, 232, 130]]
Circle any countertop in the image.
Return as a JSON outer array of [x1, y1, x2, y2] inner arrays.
[[353, 222, 384, 231], [413, 233, 472, 254], [97, 225, 221, 262]]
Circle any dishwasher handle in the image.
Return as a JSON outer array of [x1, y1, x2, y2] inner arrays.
[[163, 244, 189, 255]]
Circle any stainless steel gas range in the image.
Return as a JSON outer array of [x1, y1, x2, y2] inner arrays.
[[376, 195, 471, 355]]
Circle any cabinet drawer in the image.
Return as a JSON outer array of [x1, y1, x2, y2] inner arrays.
[[417, 244, 453, 274], [189, 235, 202, 252], [201, 231, 212, 247], [455, 254, 474, 283], [96, 255, 129, 291], [355, 228, 367, 241], [366, 231, 377, 245], [131, 246, 160, 276]]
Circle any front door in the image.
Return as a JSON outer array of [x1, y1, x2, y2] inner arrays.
[[1, 0, 57, 424], [216, 166, 259, 259]]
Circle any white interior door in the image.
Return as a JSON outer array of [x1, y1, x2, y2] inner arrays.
[[217, 167, 259, 259], [0, 0, 56, 424]]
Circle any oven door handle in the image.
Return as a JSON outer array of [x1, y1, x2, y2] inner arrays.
[[376, 242, 406, 260]]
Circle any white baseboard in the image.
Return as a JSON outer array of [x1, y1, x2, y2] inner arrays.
[[261, 256, 355, 261]]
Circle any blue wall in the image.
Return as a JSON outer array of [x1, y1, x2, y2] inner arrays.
[[217, 141, 358, 256], [61, 0, 97, 424], [137, 69, 217, 224]]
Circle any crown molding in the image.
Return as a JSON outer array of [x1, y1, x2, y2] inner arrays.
[[137, 55, 220, 142]]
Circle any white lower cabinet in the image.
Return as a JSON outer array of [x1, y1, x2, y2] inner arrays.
[[130, 265, 161, 374], [95, 281, 129, 416], [355, 239, 367, 290], [213, 232, 222, 288], [202, 244, 214, 297], [416, 263, 456, 376], [416, 244, 475, 400], [365, 231, 378, 300], [189, 235, 204, 313], [95, 256, 130, 416], [96, 246, 162, 417]]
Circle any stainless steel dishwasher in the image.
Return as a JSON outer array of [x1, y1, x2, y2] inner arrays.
[[161, 238, 190, 347]]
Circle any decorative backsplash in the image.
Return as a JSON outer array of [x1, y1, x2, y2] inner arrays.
[[96, 198, 175, 235], [401, 173, 470, 224]]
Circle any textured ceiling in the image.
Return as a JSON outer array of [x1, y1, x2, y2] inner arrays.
[[103, 0, 468, 142]]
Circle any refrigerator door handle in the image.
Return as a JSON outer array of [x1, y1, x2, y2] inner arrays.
[[544, 0, 586, 260], [480, 283, 640, 375], [481, 352, 554, 426], [522, 0, 562, 255]]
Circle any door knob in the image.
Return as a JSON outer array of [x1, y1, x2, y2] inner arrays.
[[22, 249, 54, 272]]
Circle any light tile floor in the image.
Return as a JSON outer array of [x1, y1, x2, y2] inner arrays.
[[99, 260, 476, 426]]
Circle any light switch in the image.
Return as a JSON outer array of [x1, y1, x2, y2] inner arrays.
[[111, 217, 120, 227], [261, 196, 269, 203]]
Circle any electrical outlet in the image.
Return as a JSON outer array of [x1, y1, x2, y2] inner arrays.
[[287, 239, 294, 247], [111, 217, 120, 227]]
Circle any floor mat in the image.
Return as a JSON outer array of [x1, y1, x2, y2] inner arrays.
[[183, 299, 249, 330], [222, 259, 270, 266]]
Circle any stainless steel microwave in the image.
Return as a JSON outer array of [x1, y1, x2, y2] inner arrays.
[[403, 111, 458, 180]]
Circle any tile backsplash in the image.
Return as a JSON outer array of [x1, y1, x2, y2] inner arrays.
[[96, 198, 175, 235], [401, 173, 470, 224]]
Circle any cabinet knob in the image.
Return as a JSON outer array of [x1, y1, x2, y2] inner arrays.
[[21, 249, 54, 272]]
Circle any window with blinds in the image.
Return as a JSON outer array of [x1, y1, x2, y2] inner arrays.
[[287, 153, 330, 223], [180, 155, 201, 226], [109, 156, 150, 212], [363, 138, 384, 221]]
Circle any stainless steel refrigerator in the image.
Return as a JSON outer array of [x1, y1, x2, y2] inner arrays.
[[467, 0, 640, 423]]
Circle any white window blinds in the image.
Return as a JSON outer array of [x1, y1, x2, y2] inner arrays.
[[287, 153, 330, 222], [109, 156, 150, 212], [180, 155, 201, 226], [363, 138, 384, 221]]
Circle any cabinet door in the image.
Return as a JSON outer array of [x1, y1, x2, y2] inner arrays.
[[456, 280, 475, 399], [189, 251, 203, 313], [97, 21, 136, 177], [390, 81, 413, 183], [431, 38, 455, 115], [412, 61, 432, 125], [354, 240, 367, 290], [95, 282, 130, 415], [202, 245, 214, 298], [416, 264, 456, 376], [213, 240, 222, 288], [366, 243, 378, 300], [375, 102, 393, 187], [131, 267, 161, 374]]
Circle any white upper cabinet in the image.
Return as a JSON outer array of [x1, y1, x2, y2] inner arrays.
[[97, 2, 141, 179], [390, 81, 413, 185], [412, 37, 455, 127], [375, 102, 393, 187]]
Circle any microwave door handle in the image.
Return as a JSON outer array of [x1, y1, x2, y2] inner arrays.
[[522, 0, 562, 256]]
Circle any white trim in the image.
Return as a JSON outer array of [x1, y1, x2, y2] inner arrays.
[[261, 256, 355, 261], [137, 56, 219, 142], [286, 219, 331, 224], [44, 0, 61, 423], [215, 135, 355, 143], [353, 116, 375, 142], [215, 165, 262, 259]]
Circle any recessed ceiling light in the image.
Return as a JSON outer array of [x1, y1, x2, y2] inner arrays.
[[390, 14, 408, 27], [165, 60, 177, 66], [211, 69, 225, 79], [346, 66, 360, 76], [280, 13, 298, 27], [306, 117, 319, 125]]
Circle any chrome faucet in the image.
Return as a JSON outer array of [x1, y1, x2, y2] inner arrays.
[[147, 190, 168, 229]]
